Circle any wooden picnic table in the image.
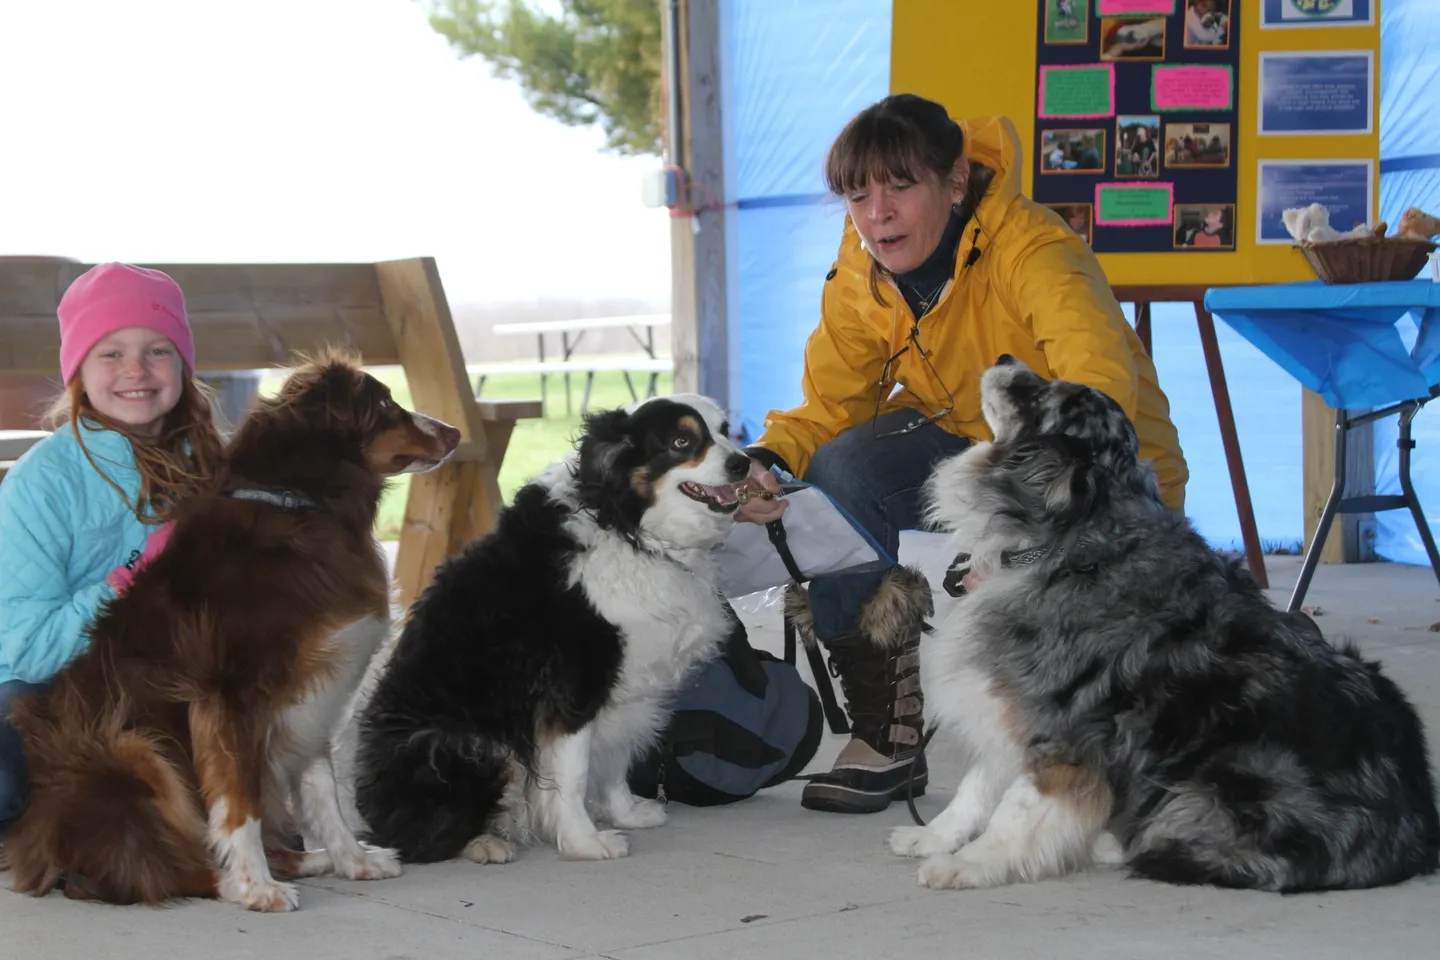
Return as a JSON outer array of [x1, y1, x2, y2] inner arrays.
[[488, 313, 671, 414]]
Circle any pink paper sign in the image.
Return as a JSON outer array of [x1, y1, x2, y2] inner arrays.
[[1152, 65, 1234, 111], [1038, 63, 1117, 119], [1094, 182, 1175, 227], [1098, 0, 1176, 13]]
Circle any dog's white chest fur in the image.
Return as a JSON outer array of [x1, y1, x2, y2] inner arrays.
[[572, 536, 730, 704], [275, 614, 391, 764]]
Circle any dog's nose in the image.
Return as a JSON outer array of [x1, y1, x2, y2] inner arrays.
[[996, 353, 1016, 367], [725, 452, 752, 480]]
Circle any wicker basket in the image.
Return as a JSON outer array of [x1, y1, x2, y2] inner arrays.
[[1298, 236, 1437, 284]]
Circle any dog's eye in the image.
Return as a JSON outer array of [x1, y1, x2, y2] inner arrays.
[[672, 436, 692, 451]]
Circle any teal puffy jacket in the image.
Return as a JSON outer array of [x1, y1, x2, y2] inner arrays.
[[0, 421, 154, 685]]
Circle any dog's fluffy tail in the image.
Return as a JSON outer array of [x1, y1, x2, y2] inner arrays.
[[353, 717, 512, 863], [6, 720, 215, 905]]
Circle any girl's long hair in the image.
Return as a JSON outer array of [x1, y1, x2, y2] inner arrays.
[[43, 375, 225, 524]]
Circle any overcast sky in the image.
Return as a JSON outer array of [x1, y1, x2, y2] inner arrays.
[[0, 0, 672, 306]]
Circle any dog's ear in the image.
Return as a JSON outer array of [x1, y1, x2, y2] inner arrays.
[[1002, 436, 1101, 527], [575, 408, 642, 535]]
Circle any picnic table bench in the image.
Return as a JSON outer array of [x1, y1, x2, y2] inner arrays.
[[0, 257, 542, 606], [483, 313, 672, 414]]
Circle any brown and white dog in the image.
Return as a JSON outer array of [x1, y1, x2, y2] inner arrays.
[[5, 350, 459, 911]]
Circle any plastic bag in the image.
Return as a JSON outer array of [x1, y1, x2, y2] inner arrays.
[[718, 480, 890, 600]]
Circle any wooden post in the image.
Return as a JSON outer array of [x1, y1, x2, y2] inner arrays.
[[1302, 389, 1375, 564], [667, 0, 729, 408], [374, 257, 503, 607]]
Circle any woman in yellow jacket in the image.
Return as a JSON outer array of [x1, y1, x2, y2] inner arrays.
[[738, 94, 1188, 814]]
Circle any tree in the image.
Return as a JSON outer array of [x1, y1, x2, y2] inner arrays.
[[424, 0, 664, 157]]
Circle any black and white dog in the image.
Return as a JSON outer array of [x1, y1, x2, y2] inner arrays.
[[353, 394, 750, 863], [892, 355, 1440, 892]]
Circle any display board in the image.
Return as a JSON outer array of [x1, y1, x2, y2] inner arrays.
[[1033, 0, 1242, 256], [890, 0, 1382, 286]]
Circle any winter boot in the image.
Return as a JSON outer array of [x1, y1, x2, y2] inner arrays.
[[790, 566, 933, 814]]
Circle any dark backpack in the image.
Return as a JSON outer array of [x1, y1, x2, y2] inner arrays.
[[628, 616, 824, 806]]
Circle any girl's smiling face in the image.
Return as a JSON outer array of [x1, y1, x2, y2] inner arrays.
[[78, 327, 184, 437]]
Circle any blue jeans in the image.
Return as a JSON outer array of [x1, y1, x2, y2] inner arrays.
[[802, 409, 970, 642], [0, 679, 45, 828]]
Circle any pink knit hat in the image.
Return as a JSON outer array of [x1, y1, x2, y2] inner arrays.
[[57, 262, 196, 384]]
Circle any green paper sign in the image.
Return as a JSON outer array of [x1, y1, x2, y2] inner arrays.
[[1039, 64, 1115, 119], [1095, 184, 1173, 226]]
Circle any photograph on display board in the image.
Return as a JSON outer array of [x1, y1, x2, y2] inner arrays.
[[1041, 128, 1108, 173], [1115, 116, 1161, 177], [1044, 0, 1090, 44], [1184, 0, 1232, 48], [1100, 17, 1167, 60], [1166, 121, 1232, 166], [1047, 203, 1094, 244], [1174, 203, 1236, 249]]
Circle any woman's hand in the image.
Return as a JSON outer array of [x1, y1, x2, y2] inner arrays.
[[734, 460, 788, 525]]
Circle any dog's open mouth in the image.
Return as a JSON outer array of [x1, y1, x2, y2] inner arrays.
[[679, 481, 741, 513]]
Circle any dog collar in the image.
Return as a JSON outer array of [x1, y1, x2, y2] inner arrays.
[[942, 538, 1092, 599], [228, 488, 317, 511]]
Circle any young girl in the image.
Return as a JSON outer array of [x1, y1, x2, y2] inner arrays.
[[0, 262, 224, 833]]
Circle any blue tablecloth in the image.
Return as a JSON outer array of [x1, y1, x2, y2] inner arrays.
[[1205, 280, 1440, 410]]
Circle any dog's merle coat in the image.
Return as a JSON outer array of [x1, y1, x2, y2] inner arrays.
[[353, 394, 750, 864], [893, 355, 1439, 892]]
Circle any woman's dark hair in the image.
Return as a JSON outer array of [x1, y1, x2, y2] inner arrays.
[[824, 93, 994, 303]]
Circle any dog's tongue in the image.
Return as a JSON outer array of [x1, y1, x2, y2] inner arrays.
[[703, 483, 740, 506]]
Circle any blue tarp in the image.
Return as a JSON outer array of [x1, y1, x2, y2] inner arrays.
[[721, 0, 892, 443], [1375, 0, 1440, 566], [721, 0, 1439, 562]]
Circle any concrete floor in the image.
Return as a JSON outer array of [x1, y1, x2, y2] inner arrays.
[[5, 540, 1440, 960]]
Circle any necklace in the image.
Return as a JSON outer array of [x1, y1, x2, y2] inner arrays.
[[914, 279, 948, 317]]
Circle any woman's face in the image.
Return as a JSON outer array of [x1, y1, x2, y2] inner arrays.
[[845, 163, 965, 275], [1203, 209, 1224, 231]]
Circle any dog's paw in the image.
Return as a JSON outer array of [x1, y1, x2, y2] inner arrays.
[[1090, 831, 1126, 867], [558, 829, 630, 861], [225, 876, 301, 913], [888, 825, 958, 859], [463, 834, 517, 865], [293, 849, 334, 878], [917, 853, 985, 891], [611, 798, 667, 830], [331, 843, 402, 881]]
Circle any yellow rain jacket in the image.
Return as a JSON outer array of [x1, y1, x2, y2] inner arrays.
[[751, 114, 1189, 512]]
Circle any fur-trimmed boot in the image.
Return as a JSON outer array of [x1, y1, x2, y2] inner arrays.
[[789, 566, 933, 814]]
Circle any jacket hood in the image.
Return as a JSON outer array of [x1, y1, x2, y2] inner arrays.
[[958, 114, 1024, 225]]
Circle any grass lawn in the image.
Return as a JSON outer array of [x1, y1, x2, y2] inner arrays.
[[258, 361, 674, 540]]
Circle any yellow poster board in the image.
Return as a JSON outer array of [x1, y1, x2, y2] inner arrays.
[[890, 0, 1381, 287]]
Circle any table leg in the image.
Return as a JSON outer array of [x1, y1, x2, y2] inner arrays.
[[562, 332, 573, 417], [582, 372, 596, 414], [536, 333, 548, 416], [1289, 409, 1348, 613], [1195, 303, 1268, 589], [1135, 302, 1152, 356], [1397, 404, 1440, 592]]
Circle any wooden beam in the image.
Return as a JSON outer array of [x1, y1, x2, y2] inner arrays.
[[668, 0, 728, 408], [0, 261, 399, 373], [374, 257, 503, 607], [1302, 389, 1375, 564]]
